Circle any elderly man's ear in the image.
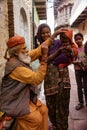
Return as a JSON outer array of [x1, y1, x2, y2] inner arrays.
[[14, 50, 19, 56]]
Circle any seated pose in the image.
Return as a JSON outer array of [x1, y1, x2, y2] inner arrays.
[[0, 28, 66, 130]]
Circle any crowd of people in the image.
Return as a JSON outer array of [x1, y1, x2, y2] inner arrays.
[[0, 22, 87, 130]]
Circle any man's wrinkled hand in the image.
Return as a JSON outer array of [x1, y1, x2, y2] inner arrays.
[[41, 43, 48, 55], [41, 43, 48, 62]]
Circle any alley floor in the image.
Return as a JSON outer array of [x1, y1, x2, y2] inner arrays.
[[38, 64, 87, 130]]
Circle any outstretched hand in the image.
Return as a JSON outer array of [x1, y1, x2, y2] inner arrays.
[[41, 43, 48, 55], [40, 43, 48, 62]]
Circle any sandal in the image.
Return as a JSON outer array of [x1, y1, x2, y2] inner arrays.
[[75, 103, 83, 110]]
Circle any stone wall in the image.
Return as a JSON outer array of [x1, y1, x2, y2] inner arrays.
[[0, 0, 9, 85]]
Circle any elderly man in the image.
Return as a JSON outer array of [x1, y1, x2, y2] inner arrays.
[[0, 28, 67, 130], [0, 35, 50, 130], [0, 28, 71, 130]]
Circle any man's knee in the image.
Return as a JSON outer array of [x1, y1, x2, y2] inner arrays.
[[33, 110, 43, 125], [16, 110, 43, 128], [39, 103, 48, 115]]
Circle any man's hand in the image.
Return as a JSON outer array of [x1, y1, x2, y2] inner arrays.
[[41, 43, 48, 55], [41, 43, 48, 62]]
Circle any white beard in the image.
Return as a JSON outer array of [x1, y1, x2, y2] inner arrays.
[[18, 52, 31, 64]]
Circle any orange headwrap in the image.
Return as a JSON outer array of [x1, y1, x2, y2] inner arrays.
[[6, 36, 25, 48], [64, 30, 73, 41]]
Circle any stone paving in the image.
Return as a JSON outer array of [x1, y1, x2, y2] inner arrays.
[[68, 64, 87, 130], [38, 64, 87, 130]]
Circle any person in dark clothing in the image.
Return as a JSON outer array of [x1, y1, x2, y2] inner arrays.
[[73, 33, 87, 110]]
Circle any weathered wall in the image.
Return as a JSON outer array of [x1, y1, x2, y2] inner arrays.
[[13, 0, 32, 50], [0, 0, 9, 85]]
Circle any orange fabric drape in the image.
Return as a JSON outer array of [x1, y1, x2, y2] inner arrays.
[[15, 100, 48, 130]]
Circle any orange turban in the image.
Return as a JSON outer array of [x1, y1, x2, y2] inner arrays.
[[64, 30, 73, 41], [6, 36, 25, 48]]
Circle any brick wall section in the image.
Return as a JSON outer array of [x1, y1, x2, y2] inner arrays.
[[0, 0, 9, 86], [7, 0, 14, 38]]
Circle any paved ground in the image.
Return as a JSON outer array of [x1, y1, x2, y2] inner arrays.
[[38, 64, 87, 130], [68, 64, 87, 130]]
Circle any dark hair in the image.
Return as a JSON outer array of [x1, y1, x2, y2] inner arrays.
[[36, 23, 51, 44], [60, 32, 68, 40], [60, 32, 72, 44], [74, 33, 83, 40]]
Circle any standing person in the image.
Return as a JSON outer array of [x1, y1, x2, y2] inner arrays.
[[0, 30, 62, 130], [73, 33, 87, 110], [36, 23, 78, 130]]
